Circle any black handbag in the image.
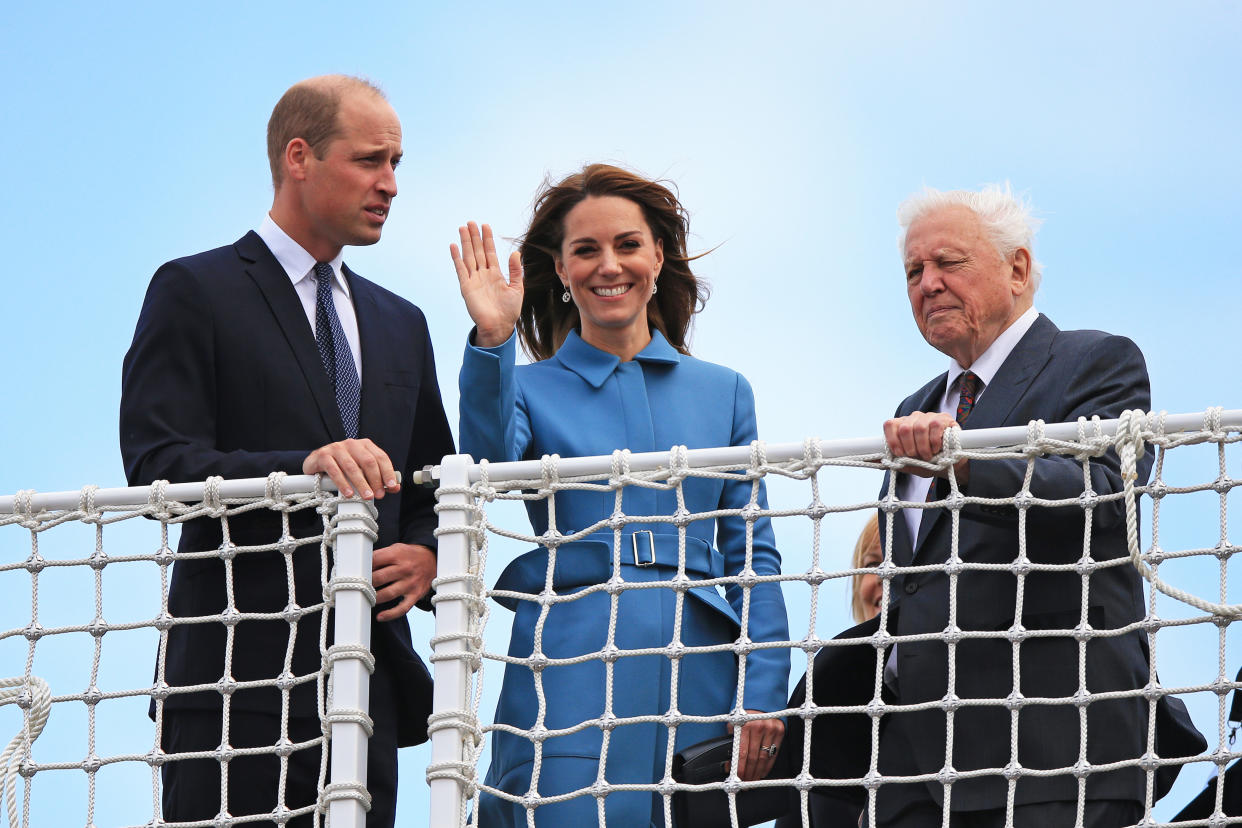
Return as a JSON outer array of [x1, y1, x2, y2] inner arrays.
[[671, 735, 796, 828]]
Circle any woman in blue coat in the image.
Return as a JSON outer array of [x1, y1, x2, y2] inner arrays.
[[450, 164, 790, 826]]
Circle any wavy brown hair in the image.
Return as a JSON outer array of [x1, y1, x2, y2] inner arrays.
[[516, 164, 709, 361]]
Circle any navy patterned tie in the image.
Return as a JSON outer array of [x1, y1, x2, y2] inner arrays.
[[313, 262, 361, 439]]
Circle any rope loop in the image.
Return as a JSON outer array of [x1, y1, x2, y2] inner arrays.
[[77, 485, 100, 522], [539, 454, 561, 491], [1071, 415, 1110, 460], [202, 475, 225, 516], [425, 709, 483, 793], [321, 706, 375, 738], [14, 490, 35, 519], [1075, 414, 1097, 445], [264, 471, 286, 503], [325, 508, 380, 545], [1023, 419, 1046, 457], [1150, 409, 1168, 443], [326, 576, 377, 608], [880, 438, 897, 469], [1115, 408, 1148, 467], [669, 444, 690, 484], [318, 781, 373, 813], [473, 458, 495, 503], [426, 709, 484, 744], [610, 449, 633, 489], [1204, 406, 1223, 435], [801, 436, 824, 470], [323, 643, 377, 675], [942, 424, 963, 458], [146, 480, 170, 520], [748, 439, 768, 473]]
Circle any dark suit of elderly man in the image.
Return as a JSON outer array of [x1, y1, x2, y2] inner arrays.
[[863, 186, 1201, 828], [120, 75, 454, 827]]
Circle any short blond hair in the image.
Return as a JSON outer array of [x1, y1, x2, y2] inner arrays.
[[850, 513, 882, 624]]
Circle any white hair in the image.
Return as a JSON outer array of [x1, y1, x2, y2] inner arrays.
[[897, 182, 1044, 293]]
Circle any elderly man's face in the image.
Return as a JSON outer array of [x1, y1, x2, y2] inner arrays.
[[903, 205, 1030, 367]]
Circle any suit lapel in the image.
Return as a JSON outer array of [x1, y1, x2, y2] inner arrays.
[[956, 315, 1057, 431], [911, 370, 950, 557], [912, 315, 1059, 557], [235, 231, 345, 441], [347, 268, 387, 441]]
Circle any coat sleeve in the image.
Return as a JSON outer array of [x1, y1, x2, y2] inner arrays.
[[120, 262, 307, 485], [457, 329, 532, 463], [964, 334, 1152, 546], [717, 372, 791, 712]]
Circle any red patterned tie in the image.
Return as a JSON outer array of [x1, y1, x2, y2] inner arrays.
[[924, 371, 984, 506], [925, 371, 983, 505], [955, 371, 982, 423]]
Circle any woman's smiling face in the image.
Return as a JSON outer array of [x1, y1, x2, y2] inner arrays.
[[556, 195, 664, 356]]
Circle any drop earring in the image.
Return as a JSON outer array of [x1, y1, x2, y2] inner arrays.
[[651, 281, 658, 295], [562, 288, 571, 303]]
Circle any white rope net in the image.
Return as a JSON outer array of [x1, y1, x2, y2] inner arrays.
[[0, 473, 375, 828], [426, 408, 1242, 828]]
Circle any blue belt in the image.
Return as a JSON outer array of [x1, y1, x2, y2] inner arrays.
[[493, 531, 722, 610]]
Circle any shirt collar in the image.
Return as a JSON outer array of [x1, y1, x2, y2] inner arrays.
[[945, 305, 1039, 393], [257, 214, 349, 294], [555, 328, 681, 388]]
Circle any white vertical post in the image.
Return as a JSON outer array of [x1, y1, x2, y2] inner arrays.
[[328, 499, 374, 828], [429, 454, 475, 827]]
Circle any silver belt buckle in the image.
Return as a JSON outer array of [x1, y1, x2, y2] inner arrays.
[[631, 530, 656, 567]]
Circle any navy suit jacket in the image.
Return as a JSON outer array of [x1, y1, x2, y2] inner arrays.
[[874, 314, 1199, 812], [120, 231, 454, 746]]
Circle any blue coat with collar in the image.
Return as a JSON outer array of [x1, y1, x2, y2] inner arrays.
[[459, 328, 790, 827]]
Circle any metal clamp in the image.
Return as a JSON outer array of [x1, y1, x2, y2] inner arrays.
[[631, 530, 655, 567]]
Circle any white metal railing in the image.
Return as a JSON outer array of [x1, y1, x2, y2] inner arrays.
[[3, 406, 1241, 826], [0, 473, 374, 828], [411, 409, 1242, 488], [423, 408, 1242, 827]]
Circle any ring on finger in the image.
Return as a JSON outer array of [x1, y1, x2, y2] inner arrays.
[[761, 745, 778, 756]]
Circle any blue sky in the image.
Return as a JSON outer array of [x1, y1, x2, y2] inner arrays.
[[2, 1, 1240, 825]]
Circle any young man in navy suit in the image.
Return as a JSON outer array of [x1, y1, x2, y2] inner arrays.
[[120, 75, 454, 827]]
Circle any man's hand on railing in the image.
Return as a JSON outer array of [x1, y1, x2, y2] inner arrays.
[[883, 411, 971, 485], [302, 438, 401, 500]]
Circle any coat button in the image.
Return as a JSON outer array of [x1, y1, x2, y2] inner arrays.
[[904, 581, 919, 594]]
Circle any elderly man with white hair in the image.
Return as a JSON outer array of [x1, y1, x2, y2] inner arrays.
[[856, 184, 1202, 827]]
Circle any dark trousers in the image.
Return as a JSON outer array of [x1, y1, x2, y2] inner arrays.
[[874, 799, 1143, 828], [160, 669, 400, 827]]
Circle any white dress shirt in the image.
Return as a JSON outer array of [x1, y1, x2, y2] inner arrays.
[[256, 215, 363, 381], [886, 306, 1040, 690], [896, 305, 1039, 546]]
